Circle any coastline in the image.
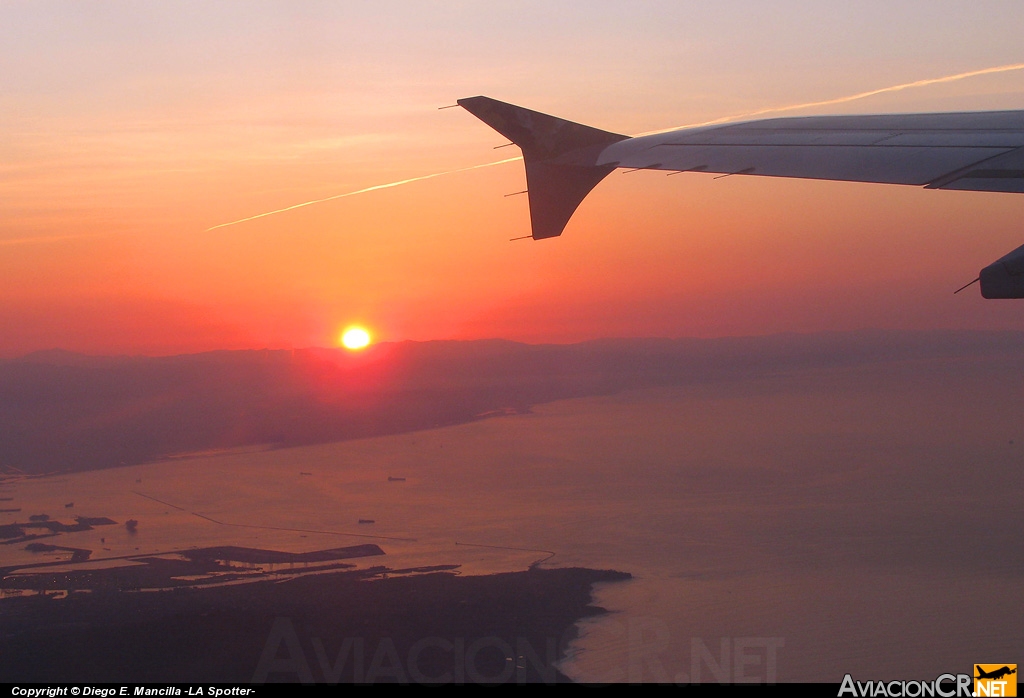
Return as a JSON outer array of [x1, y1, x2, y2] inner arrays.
[[0, 565, 631, 684]]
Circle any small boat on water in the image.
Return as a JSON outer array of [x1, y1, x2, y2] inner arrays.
[[387, 476, 406, 482], [358, 519, 375, 524]]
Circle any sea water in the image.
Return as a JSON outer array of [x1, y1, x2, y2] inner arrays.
[[2, 355, 1021, 682]]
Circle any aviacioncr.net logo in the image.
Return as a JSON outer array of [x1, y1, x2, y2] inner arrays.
[[838, 673, 973, 697]]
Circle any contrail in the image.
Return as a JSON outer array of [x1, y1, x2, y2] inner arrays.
[[205, 156, 523, 231], [640, 62, 1024, 135], [201, 62, 1024, 231]]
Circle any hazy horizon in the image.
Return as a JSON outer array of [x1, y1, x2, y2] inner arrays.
[[8, 325, 1024, 360], [4, 329, 1024, 477]]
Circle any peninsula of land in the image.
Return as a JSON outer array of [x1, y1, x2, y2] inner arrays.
[[0, 564, 630, 684]]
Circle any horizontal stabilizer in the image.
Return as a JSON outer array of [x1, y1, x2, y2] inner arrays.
[[458, 96, 628, 239]]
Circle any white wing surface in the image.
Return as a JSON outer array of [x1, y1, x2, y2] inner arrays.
[[601, 111, 1024, 192]]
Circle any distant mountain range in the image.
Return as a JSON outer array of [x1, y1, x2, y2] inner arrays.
[[3, 330, 1024, 474]]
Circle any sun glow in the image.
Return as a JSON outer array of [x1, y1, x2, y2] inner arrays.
[[340, 326, 371, 350]]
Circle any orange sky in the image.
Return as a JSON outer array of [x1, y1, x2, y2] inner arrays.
[[2, 2, 1024, 356]]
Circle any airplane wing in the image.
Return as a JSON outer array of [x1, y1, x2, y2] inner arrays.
[[601, 111, 1024, 192], [457, 96, 1024, 298]]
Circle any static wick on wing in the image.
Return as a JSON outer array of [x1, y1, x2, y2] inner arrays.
[[621, 164, 663, 174], [954, 277, 980, 294], [667, 165, 709, 176], [713, 167, 756, 180]]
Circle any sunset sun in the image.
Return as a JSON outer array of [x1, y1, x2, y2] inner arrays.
[[340, 326, 371, 350]]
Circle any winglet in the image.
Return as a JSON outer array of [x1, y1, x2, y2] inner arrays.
[[458, 96, 628, 239]]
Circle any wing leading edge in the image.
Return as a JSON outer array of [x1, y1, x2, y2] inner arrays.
[[458, 96, 1024, 297]]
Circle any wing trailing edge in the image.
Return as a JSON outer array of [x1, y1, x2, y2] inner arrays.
[[457, 96, 628, 239]]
